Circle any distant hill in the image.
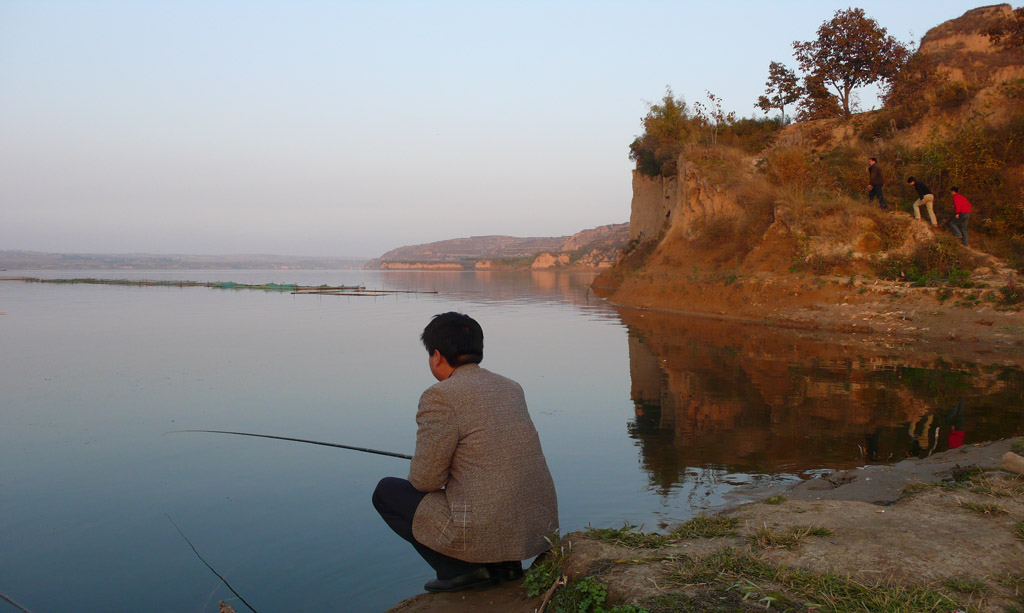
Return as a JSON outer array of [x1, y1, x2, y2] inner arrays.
[[363, 223, 629, 270], [0, 251, 366, 270]]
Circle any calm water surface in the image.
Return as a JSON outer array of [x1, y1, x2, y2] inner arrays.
[[2, 270, 1023, 612]]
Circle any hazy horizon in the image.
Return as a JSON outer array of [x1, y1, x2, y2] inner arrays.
[[2, 1, 985, 258]]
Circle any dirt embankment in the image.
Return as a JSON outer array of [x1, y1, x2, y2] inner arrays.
[[593, 238, 1024, 364]]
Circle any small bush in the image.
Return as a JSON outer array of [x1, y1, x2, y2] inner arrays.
[[719, 116, 783, 154], [1000, 78, 1024, 99], [998, 277, 1024, 307], [550, 576, 608, 613], [523, 531, 570, 597], [801, 252, 853, 275], [873, 235, 979, 286], [934, 81, 977, 110], [761, 144, 814, 189], [876, 215, 910, 250]]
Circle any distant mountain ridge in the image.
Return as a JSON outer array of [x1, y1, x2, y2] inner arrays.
[[0, 250, 365, 270], [363, 223, 629, 270]]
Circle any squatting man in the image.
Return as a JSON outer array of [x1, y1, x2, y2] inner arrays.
[[373, 312, 558, 592]]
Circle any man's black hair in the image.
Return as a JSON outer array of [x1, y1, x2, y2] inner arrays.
[[907, 176, 916, 183], [421, 312, 484, 366], [950, 186, 960, 193], [870, 157, 878, 163]]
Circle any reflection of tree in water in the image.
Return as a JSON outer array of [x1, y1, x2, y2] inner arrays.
[[620, 308, 1024, 492]]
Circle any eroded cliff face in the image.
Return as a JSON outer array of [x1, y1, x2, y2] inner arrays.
[[628, 161, 742, 246]]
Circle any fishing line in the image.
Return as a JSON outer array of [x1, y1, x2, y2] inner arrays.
[[165, 515, 261, 613], [0, 591, 34, 613]]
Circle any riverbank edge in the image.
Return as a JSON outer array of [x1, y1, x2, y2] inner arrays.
[[387, 437, 1024, 612]]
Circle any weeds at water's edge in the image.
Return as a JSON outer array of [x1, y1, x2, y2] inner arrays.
[[670, 516, 741, 539], [583, 516, 742, 551], [747, 524, 833, 550], [584, 523, 669, 549], [523, 531, 570, 597], [763, 495, 787, 505]]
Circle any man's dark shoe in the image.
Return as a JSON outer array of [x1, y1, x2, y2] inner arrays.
[[486, 560, 524, 581], [424, 567, 499, 593]]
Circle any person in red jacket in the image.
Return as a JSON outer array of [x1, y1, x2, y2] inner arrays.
[[949, 187, 972, 246]]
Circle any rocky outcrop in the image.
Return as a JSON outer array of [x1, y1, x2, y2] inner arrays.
[[920, 4, 1023, 83]]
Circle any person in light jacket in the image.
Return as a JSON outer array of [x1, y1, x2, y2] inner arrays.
[[373, 312, 558, 593], [907, 176, 937, 226]]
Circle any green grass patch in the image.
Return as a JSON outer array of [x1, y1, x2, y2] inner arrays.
[[941, 576, 988, 595], [997, 572, 1024, 594], [1011, 440, 1024, 454], [584, 523, 669, 549], [958, 500, 1008, 515], [901, 480, 934, 498], [548, 575, 651, 613], [748, 524, 833, 550], [763, 495, 787, 505], [670, 516, 741, 539]]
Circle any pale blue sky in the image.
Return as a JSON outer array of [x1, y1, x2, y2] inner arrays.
[[1, 1, 987, 258]]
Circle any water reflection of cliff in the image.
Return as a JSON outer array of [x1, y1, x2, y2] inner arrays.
[[621, 308, 1024, 491], [377, 270, 609, 309]]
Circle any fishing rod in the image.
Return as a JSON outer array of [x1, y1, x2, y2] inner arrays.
[[172, 430, 413, 460]]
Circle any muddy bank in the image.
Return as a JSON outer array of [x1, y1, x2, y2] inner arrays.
[[593, 264, 1024, 368], [388, 438, 1024, 612]]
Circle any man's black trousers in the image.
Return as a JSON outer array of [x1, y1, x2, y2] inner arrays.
[[372, 476, 482, 579]]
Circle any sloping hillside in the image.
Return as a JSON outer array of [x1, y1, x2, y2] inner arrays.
[[594, 5, 1024, 356]]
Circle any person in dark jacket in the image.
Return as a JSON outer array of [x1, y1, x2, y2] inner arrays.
[[907, 177, 936, 226], [949, 187, 972, 246], [867, 157, 887, 210]]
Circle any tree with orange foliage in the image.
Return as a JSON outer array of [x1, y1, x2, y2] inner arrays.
[[793, 8, 909, 119], [756, 61, 802, 124]]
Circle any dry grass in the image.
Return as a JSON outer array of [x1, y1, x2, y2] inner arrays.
[[663, 547, 968, 611], [747, 523, 834, 551]]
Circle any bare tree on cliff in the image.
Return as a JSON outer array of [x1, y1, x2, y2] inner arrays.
[[756, 61, 802, 124], [793, 8, 909, 119], [693, 91, 735, 147]]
